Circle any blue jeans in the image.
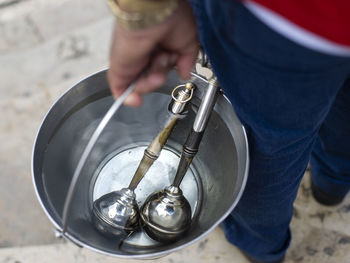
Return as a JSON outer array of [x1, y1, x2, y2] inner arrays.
[[189, 0, 350, 262]]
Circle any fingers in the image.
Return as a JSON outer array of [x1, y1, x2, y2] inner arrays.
[[174, 38, 199, 80], [122, 73, 165, 107], [107, 0, 199, 107], [176, 51, 197, 80], [121, 52, 176, 107], [124, 92, 143, 107], [108, 22, 154, 99], [110, 51, 176, 107], [108, 23, 178, 107], [119, 46, 197, 107], [135, 52, 176, 92]]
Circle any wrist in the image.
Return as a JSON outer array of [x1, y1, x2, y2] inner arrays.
[[107, 0, 181, 30]]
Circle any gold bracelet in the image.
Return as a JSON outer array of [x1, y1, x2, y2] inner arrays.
[[107, 0, 180, 30]]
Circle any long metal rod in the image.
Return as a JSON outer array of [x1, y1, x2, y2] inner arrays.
[[61, 83, 136, 235], [193, 78, 219, 132], [172, 78, 220, 187], [128, 114, 179, 190], [127, 83, 194, 190]]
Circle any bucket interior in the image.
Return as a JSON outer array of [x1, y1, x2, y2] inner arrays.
[[32, 70, 248, 258]]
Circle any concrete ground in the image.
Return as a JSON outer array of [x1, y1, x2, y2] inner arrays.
[[0, 0, 349, 262]]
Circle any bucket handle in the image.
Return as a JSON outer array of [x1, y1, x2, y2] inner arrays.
[[61, 80, 136, 238]]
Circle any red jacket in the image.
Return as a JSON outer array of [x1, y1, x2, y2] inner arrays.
[[244, 0, 350, 55]]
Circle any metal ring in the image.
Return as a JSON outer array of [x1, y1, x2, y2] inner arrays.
[[171, 84, 194, 103]]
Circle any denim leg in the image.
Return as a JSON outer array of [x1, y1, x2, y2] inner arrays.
[[310, 76, 350, 197], [189, 0, 350, 261]]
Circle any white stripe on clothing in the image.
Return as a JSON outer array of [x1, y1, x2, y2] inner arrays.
[[244, 0, 350, 56]]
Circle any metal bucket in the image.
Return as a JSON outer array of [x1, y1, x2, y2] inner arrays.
[[32, 69, 249, 258]]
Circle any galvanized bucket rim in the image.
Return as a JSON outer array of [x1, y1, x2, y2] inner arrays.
[[31, 68, 249, 259]]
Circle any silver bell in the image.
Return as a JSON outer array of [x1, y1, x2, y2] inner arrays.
[[92, 188, 139, 237], [141, 185, 192, 242]]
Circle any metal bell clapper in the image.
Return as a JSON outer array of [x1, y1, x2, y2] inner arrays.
[[92, 83, 195, 237]]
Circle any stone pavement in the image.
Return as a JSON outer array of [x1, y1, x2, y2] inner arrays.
[[0, 0, 349, 262]]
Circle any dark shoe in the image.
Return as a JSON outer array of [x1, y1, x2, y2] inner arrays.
[[241, 250, 285, 263], [311, 177, 345, 206]]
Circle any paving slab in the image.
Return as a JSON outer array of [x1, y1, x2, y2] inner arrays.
[[0, 0, 349, 262], [0, 0, 111, 247]]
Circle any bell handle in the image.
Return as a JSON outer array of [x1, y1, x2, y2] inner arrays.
[[172, 78, 220, 187]]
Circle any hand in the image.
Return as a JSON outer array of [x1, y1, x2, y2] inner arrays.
[[107, 0, 199, 107]]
